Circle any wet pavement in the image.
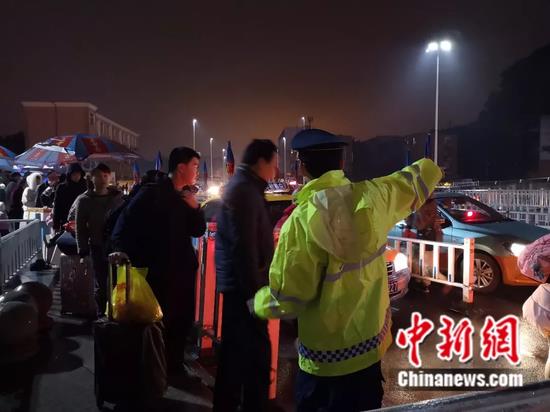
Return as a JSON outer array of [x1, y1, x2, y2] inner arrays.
[[1, 277, 547, 411], [0, 280, 213, 412], [274, 282, 549, 409]]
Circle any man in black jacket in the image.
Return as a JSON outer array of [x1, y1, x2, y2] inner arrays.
[[52, 163, 86, 231], [36, 171, 60, 208], [213, 139, 278, 412], [111, 147, 206, 374]]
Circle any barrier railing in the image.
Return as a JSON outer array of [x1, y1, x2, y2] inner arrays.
[[387, 236, 475, 303], [504, 210, 550, 227], [0, 219, 42, 292], [448, 189, 550, 227], [194, 222, 280, 399], [460, 189, 550, 210]]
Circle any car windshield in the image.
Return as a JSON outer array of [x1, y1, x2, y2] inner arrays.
[[437, 196, 506, 224]]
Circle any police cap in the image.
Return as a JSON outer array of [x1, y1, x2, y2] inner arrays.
[[291, 129, 348, 151]]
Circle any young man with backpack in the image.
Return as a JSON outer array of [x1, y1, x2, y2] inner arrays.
[[110, 147, 206, 376]]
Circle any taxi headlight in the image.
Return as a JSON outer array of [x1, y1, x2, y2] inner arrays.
[[394, 252, 408, 272], [207, 185, 221, 197], [510, 243, 526, 257]]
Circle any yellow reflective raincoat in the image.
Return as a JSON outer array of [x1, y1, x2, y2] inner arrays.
[[254, 159, 442, 376]]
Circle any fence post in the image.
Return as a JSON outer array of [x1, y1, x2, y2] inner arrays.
[[462, 238, 475, 303]]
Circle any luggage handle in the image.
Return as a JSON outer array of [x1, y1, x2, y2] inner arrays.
[[107, 260, 131, 321]]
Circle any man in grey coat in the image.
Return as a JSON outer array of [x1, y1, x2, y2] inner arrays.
[[75, 163, 123, 317]]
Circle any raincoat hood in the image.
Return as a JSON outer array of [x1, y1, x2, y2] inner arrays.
[[26, 172, 42, 191], [296, 170, 370, 262]]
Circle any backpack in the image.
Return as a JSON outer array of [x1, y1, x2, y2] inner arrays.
[[103, 198, 131, 253]]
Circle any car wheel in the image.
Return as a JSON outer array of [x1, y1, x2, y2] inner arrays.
[[457, 251, 502, 294], [458, 252, 501, 294], [474, 253, 502, 293]]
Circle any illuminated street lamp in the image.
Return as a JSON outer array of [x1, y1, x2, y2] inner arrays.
[[192, 118, 198, 150], [425, 39, 452, 165], [301, 116, 306, 129]]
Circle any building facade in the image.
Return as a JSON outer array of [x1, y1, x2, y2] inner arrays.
[[21, 101, 139, 150]]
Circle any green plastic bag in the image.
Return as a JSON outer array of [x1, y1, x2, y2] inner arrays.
[[112, 266, 163, 323]]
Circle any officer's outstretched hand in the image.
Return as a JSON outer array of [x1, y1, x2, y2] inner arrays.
[[109, 252, 130, 266]]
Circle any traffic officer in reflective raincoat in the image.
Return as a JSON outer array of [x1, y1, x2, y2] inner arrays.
[[253, 129, 443, 411]]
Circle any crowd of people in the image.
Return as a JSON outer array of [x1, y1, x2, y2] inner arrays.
[[2, 129, 443, 411]]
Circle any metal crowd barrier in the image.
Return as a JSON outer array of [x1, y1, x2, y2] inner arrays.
[[0, 219, 42, 292], [452, 189, 550, 227], [387, 236, 475, 303], [504, 210, 550, 227], [194, 222, 280, 399], [461, 189, 550, 210]]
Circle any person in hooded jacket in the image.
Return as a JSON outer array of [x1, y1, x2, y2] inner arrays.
[[253, 129, 443, 412], [5, 173, 22, 212], [8, 175, 26, 221], [22, 172, 43, 209], [52, 163, 86, 232], [36, 171, 60, 208]]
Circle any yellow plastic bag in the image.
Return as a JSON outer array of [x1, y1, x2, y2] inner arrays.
[[112, 266, 163, 323]]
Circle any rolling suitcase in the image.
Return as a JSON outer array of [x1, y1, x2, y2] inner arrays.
[[60, 253, 96, 317], [94, 262, 167, 409]]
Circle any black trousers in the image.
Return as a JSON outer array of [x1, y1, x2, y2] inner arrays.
[[296, 361, 384, 412], [213, 292, 271, 412]]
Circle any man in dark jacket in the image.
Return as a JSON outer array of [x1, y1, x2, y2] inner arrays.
[[52, 163, 86, 231], [111, 147, 206, 374], [213, 139, 278, 412], [5, 172, 22, 212], [36, 171, 60, 208], [8, 174, 25, 220]]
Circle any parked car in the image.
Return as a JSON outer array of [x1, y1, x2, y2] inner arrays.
[[389, 192, 550, 293], [202, 193, 411, 301]]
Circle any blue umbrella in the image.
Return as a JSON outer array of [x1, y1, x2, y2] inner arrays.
[[0, 145, 15, 158], [15, 134, 139, 168]]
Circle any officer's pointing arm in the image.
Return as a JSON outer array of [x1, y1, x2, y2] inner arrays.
[[367, 158, 443, 233]]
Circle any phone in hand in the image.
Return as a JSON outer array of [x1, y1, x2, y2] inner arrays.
[[180, 185, 199, 197]]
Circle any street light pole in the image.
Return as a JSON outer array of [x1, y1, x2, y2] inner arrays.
[[426, 39, 451, 166], [301, 116, 306, 129], [434, 52, 440, 165], [192, 118, 198, 150], [210, 137, 214, 182], [282, 136, 287, 180]]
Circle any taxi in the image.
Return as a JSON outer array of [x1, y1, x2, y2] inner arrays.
[[202, 192, 411, 301]]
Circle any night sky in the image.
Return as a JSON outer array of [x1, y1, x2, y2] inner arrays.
[[1, 0, 550, 161]]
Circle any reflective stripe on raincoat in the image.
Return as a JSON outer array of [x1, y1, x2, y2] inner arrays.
[[253, 158, 442, 376]]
